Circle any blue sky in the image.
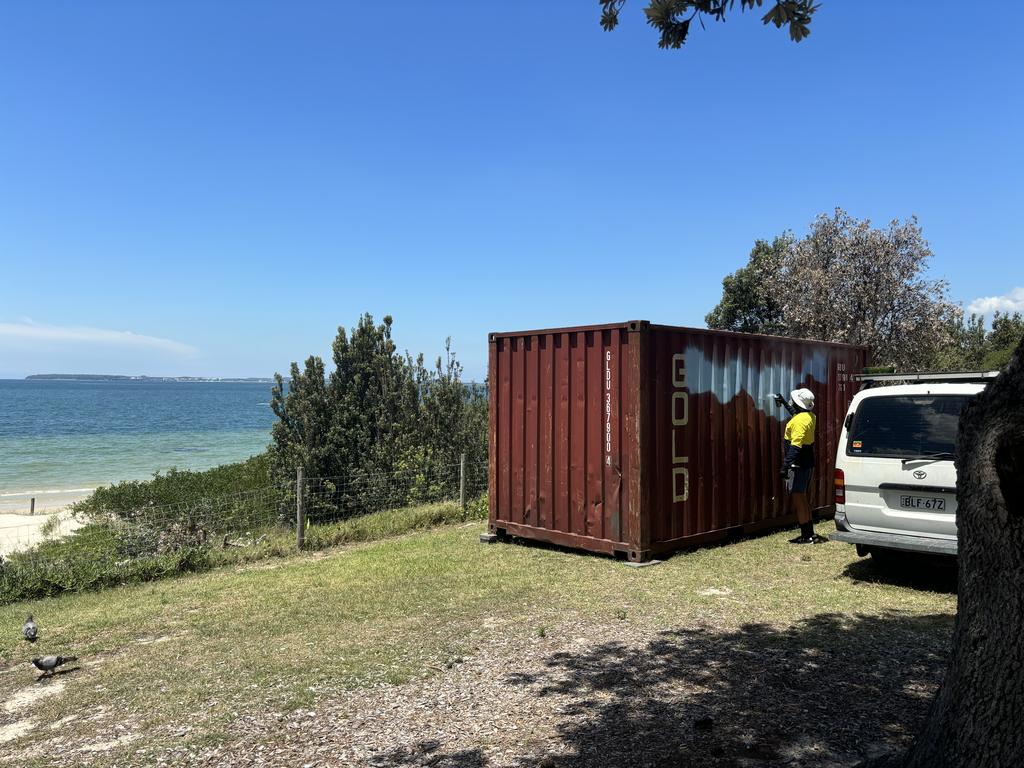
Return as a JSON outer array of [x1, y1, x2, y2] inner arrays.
[[1, 1, 1021, 381]]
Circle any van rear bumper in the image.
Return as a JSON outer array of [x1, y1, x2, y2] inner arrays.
[[829, 528, 957, 556]]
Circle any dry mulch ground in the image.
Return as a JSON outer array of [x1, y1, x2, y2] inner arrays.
[[128, 612, 948, 768]]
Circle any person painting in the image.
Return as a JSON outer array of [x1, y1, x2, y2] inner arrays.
[[778, 387, 825, 544]]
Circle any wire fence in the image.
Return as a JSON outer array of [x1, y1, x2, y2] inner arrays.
[[0, 485, 289, 560], [0, 457, 489, 600], [303, 459, 488, 523], [0, 514, 83, 558]]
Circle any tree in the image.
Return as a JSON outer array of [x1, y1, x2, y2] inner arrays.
[[598, 0, 819, 48], [411, 338, 489, 500], [886, 336, 1024, 768], [269, 313, 487, 518], [782, 209, 960, 368], [707, 209, 961, 369], [326, 313, 420, 484], [983, 311, 1024, 369], [937, 311, 1024, 372], [269, 355, 333, 480], [705, 235, 789, 334], [936, 313, 987, 371]]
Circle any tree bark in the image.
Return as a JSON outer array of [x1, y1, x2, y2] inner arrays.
[[894, 340, 1024, 767]]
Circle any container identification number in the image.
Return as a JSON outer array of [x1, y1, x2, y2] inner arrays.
[[605, 351, 612, 466]]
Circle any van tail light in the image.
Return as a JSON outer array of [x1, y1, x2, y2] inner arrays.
[[834, 468, 846, 505]]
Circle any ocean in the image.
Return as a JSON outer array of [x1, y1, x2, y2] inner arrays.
[[0, 379, 276, 513]]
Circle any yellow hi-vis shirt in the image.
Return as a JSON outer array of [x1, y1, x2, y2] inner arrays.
[[784, 411, 816, 448]]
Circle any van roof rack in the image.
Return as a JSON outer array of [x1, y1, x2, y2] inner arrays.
[[853, 370, 1000, 385]]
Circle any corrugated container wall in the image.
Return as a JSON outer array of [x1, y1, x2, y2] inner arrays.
[[488, 321, 869, 561]]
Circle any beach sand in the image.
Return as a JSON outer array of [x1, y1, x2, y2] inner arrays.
[[0, 488, 95, 516], [0, 511, 84, 557], [0, 490, 92, 556]]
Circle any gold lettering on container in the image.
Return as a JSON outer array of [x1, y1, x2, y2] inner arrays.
[[671, 353, 689, 503]]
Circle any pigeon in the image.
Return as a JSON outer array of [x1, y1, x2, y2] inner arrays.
[[22, 614, 38, 643], [31, 655, 77, 676]]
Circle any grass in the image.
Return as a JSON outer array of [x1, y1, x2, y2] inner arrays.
[[0, 495, 488, 604], [0, 517, 957, 766]]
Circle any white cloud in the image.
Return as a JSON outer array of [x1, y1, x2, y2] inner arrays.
[[0, 320, 197, 356], [966, 287, 1024, 317]]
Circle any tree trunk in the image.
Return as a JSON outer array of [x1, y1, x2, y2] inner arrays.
[[894, 340, 1024, 767]]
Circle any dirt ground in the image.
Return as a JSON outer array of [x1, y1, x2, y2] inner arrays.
[[5, 611, 950, 767], [0, 523, 956, 768]]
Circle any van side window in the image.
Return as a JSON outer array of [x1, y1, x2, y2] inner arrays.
[[847, 395, 973, 459]]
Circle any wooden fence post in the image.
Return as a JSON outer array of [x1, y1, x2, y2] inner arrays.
[[30, 497, 35, 516], [459, 453, 467, 510], [296, 466, 306, 550]]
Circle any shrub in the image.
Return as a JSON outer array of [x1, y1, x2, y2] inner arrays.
[[72, 453, 272, 520], [0, 497, 486, 604]]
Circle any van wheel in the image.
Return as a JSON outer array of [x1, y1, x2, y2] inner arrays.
[[856, 544, 869, 557]]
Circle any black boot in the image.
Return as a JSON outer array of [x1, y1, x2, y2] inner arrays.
[[789, 522, 815, 544]]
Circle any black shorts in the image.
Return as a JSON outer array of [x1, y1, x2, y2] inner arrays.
[[790, 466, 814, 493]]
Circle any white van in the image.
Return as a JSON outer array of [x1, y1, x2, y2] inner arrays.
[[830, 371, 998, 558]]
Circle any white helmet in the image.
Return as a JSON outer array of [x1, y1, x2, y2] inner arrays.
[[790, 388, 815, 411]]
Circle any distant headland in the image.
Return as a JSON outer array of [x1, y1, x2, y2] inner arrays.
[[26, 374, 278, 383]]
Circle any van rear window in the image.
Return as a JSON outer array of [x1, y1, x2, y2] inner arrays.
[[847, 395, 974, 459]]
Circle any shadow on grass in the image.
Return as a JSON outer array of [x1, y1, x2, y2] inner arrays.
[[491, 514, 835, 567], [376, 611, 953, 768], [842, 553, 958, 595], [489, 524, 797, 567], [35, 665, 81, 682]]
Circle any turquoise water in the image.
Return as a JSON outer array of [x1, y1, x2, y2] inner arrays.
[[0, 379, 275, 510]]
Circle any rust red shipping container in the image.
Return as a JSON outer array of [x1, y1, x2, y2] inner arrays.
[[488, 321, 869, 562]]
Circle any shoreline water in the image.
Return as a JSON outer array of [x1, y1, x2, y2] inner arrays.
[[0, 378, 276, 516]]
